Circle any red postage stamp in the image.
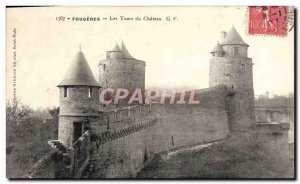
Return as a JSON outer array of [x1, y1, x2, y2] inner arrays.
[[248, 6, 291, 36]]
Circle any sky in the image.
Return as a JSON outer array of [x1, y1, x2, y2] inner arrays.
[[6, 7, 294, 108]]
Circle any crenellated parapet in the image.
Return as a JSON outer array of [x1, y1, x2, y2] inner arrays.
[[91, 118, 158, 149]]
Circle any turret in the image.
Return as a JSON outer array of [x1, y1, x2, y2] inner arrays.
[[99, 41, 145, 107], [210, 43, 224, 57], [209, 26, 255, 133], [106, 43, 123, 59], [57, 46, 100, 147], [120, 41, 134, 59], [220, 31, 227, 43]]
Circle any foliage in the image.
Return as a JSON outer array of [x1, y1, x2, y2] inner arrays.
[[6, 99, 59, 178], [6, 98, 33, 126], [255, 93, 294, 107]]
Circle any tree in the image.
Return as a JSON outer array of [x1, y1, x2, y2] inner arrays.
[[6, 98, 33, 126], [48, 107, 59, 139]]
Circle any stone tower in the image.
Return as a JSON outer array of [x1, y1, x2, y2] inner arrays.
[[57, 46, 101, 147], [99, 41, 145, 106], [209, 26, 255, 132]]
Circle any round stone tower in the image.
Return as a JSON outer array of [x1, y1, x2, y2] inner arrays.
[[99, 41, 145, 106], [57, 46, 100, 147], [209, 26, 255, 132]]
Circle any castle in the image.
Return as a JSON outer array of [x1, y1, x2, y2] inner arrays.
[[26, 26, 289, 178]]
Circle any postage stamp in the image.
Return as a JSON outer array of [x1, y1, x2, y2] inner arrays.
[[248, 6, 294, 36]]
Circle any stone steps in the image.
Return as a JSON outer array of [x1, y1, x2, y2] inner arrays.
[[48, 140, 68, 153]]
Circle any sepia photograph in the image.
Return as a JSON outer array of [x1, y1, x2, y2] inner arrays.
[[5, 6, 295, 179]]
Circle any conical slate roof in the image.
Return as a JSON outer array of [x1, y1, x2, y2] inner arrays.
[[58, 47, 100, 87], [221, 26, 248, 46], [111, 43, 122, 52], [210, 43, 224, 53], [120, 41, 134, 59]]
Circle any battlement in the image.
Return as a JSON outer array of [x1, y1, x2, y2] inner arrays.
[[91, 118, 158, 148], [100, 104, 153, 122], [93, 104, 157, 137]]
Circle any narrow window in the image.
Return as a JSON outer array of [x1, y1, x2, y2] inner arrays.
[[171, 136, 174, 146], [233, 47, 238, 56], [64, 87, 68, 97], [88, 87, 92, 98], [242, 63, 245, 70], [103, 64, 106, 71]]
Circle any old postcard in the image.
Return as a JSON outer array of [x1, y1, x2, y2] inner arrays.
[[6, 6, 294, 179]]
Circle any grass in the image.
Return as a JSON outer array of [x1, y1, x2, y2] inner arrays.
[[136, 134, 294, 179]]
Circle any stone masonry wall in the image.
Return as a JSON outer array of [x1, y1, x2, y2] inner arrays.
[[151, 85, 230, 153], [89, 85, 230, 178], [59, 86, 100, 147], [210, 54, 255, 132], [99, 58, 145, 91]]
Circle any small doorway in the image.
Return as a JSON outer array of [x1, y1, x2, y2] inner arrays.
[[73, 122, 83, 142]]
